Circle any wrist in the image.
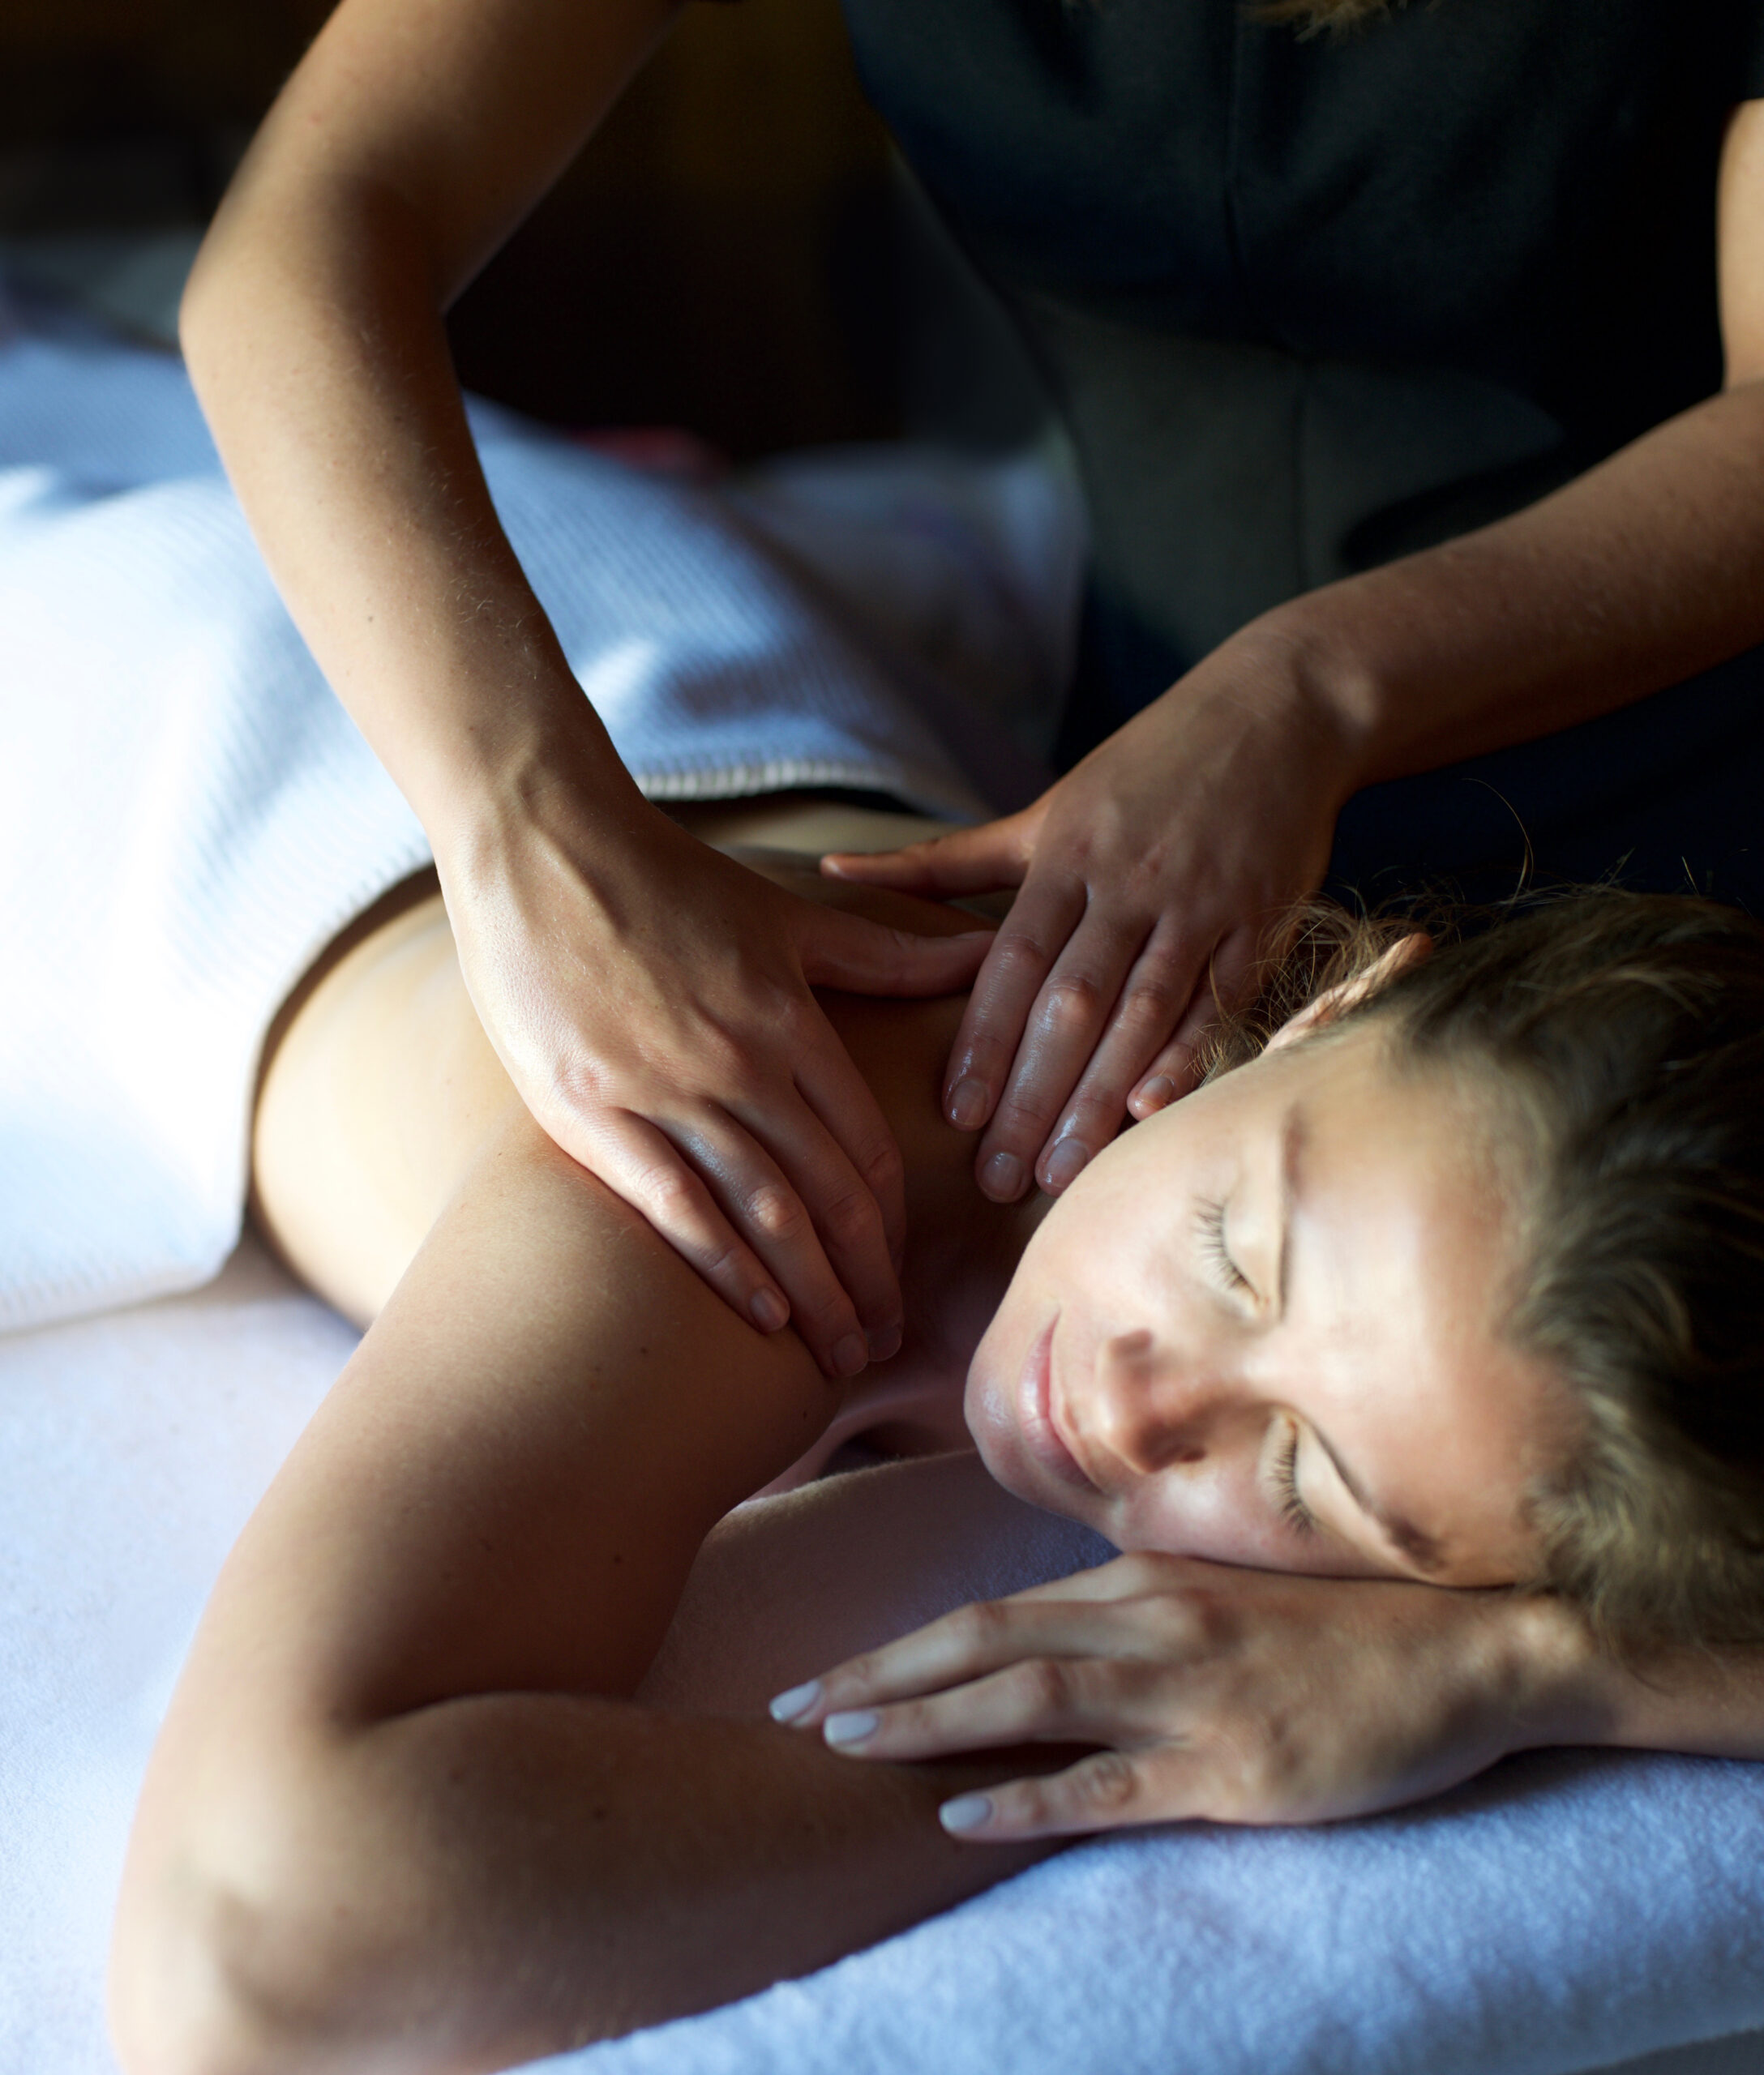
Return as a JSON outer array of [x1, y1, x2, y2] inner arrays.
[[1486, 1591, 1612, 1752], [422, 691, 650, 882], [1209, 608, 1382, 811]]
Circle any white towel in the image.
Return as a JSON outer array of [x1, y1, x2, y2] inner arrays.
[[0, 313, 1081, 1335]]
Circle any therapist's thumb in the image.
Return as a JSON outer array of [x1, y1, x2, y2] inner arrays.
[[799, 909, 995, 999], [820, 811, 1034, 898]]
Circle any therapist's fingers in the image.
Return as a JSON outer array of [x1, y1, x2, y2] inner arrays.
[[677, 1089, 897, 1380], [1126, 922, 1265, 1119], [820, 807, 1038, 900], [969, 907, 1160, 1201], [936, 872, 1094, 1154], [1025, 917, 1210, 1193], [743, 1023, 911, 1351], [584, 1108, 796, 1343]]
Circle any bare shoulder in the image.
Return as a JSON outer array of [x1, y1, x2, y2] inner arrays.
[[251, 803, 978, 1325], [252, 880, 518, 1324]]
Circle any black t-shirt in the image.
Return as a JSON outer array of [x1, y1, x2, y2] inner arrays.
[[838, 0, 1764, 720]]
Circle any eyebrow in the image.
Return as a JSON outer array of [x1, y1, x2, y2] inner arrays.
[[1278, 1097, 1449, 1577]]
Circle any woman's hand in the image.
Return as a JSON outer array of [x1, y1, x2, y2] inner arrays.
[[824, 635, 1361, 1202], [771, 1551, 1597, 1839], [437, 772, 992, 1380]]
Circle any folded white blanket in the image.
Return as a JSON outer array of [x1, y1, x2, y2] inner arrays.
[[3, 1241, 1760, 2075], [0, 313, 1079, 1335]]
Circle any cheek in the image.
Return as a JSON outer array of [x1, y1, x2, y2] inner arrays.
[[961, 1296, 1034, 1474]]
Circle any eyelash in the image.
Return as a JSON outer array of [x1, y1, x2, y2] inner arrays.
[[1194, 1198, 1249, 1293], [1274, 1423, 1316, 1537]]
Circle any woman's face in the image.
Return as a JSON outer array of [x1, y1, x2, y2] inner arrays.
[[967, 1020, 1568, 1587]]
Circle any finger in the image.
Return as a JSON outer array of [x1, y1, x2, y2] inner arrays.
[[576, 1109, 793, 1337], [941, 1749, 1188, 1842], [1128, 924, 1265, 1118], [775, 1564, 1188, 1720], [819, 813, 1034, 898], [818, 1654, 1179, 1763], [938, 875, 1089, 1145], [972, 911, 1153, 1201], [726, 1048, 906, 1358], [1031, 919, 1206, 1193], [789, 1016, 910, 1286], [799, 907, 995, 999], [664, 1104, 873, 1380]]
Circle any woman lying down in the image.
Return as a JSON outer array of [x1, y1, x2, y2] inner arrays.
[[109, 824, 1764, 2075]]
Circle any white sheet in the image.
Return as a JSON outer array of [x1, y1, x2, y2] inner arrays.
[[0, 307, 1078, 1337], [4, 1240, 1762, 2075]]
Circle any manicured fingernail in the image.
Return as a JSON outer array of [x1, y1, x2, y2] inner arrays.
[[868, 1322, 902, 1363], [769, 1679, 820, 1723], [939, 1793, 994, 1833], [980, 1151, 1025, 1200], [833, 1332, 867, 1378], [1042, 1138, 1089, 1192], [751, 1289, 789, 1333], [947, 1077, 988, 1130], [823, 1709, 880, 1748], [1135, 1076, 1178, 1115]]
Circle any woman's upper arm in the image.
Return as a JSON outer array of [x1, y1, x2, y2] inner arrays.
[[212, 1102, 835, 1734], [1719, 100, 1764, 386], [200, 0, 683, 302]]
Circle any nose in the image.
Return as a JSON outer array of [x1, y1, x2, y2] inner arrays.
[[1085, 1328, 1219, 1476]]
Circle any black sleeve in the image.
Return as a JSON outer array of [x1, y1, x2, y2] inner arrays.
[[1739, 2, 1764, 98]]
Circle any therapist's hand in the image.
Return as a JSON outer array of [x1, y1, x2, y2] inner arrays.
[[773, 1553, 1596, 1838], [823, 638, 1359, 1201], [437, 776, 992, 1380]]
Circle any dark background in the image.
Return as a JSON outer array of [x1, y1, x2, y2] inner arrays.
[[0, 0, 956, 456]]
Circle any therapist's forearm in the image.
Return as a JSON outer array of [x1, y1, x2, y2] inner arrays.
[[1264, 378, 1764, 789], [179, 149, 635, 849]]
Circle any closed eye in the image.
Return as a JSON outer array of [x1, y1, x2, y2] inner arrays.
[[1272, 1418, 1316, 1538], [1193, 1196, 1249, 1295]]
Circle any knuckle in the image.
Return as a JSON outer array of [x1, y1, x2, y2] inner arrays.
[[546, 1055, 608, 1115], [991, 1089, 1060, 1143], [1214, 1724, 1300, 1820], [1008, 1658, 1074, 1718], [854, 1135, 903, 1197], [1115, 1551, 1184, 1595], [640, 1160, 707, 1226], [1074, 1749, 1141, 1815], [1117, 971, 1187, 1033], [1037, 973, 1110, 1033], [954, 1599, 1010, 1649], [745, 1183, 807, 1246], [815, 1182, 882, 1250], [991, 929, 1059, 983]]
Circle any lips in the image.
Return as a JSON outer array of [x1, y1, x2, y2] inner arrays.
[[1015, 1313, 1096, 1492]]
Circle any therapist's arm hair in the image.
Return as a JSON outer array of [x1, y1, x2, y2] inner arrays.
[[1266, 100, 1764, 787], [109, 1103, 1051, 2075]]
